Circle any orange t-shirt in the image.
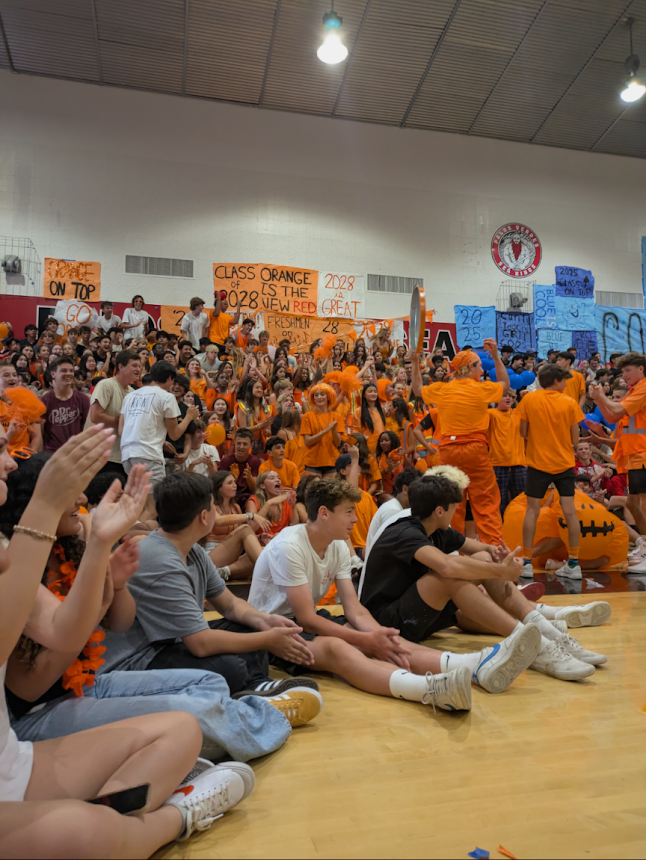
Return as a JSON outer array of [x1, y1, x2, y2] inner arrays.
[[300, 410, 343, 468], [487, 408, 526, 467], [358, 455, 382, 492], [564, 371, 585, 404], [351, 407, 385, 453], [189, 378, 208, 402], [284, 435, 308, 474], [517, 389, 584, 473], [618, 378, 646, 470], [258, 457, 301, 488], [377, 451, 403, 495], [350, 490, 378, 548], [422, 378, 503, 443], [209, 311, 233, 344]]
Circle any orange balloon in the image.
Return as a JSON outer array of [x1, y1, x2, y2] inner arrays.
[[0, 324, 9, 340], [205, 423, 226, 448]]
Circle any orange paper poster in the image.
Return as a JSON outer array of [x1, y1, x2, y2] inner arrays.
[[160, 305, 190, 336], [213, 264, 318, 317], [43, 258, 101, 302], [264, 313, 355, 350]]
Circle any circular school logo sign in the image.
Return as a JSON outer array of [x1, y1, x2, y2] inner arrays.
[[491, 224, 542, 278]]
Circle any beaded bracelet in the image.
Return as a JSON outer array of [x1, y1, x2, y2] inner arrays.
[[13, 525, 57, 543]]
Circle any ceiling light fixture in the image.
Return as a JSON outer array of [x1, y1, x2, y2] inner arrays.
[[620, 18, 645, 103], [317, 2, 348, 65]]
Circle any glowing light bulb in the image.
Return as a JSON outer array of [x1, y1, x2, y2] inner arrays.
[[317, 9, 348, 65], [621, 80, 646, 102]]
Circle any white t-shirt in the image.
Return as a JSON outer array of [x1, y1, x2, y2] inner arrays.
[[181, 443, 220, 476], [196, 352, 221, 373], [120, 386, 180, 463], [365, 497, 403, 556], [0, 663, 33, 801], [122, 308, 149, 342], [181, 312, 208, 350], [249, 524, 352, 617], [97, 314, 122, 333], [87, 377, 133, 463]]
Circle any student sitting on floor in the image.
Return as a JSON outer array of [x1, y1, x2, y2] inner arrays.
[[359, 468, 604, 683], [99, 472, 322, 725], [248, 479, 543, 714]]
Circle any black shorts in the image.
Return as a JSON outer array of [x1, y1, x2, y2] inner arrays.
[[304, 465, 336, 477], [628, 467, 646, 495], [526, 466, 575, 499], [269, 608, 348, 676], [372, 584, 458, 644]]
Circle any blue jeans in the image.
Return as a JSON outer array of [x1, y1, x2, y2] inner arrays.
[[11, 669, 291, 763]]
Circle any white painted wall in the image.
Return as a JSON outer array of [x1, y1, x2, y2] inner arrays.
[[1, 71, 645, 323]]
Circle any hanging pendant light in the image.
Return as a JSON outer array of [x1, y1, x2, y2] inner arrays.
[[317, 3, 348, 65], [620, 18, 645, 103]]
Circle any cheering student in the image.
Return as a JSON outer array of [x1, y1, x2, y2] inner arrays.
[[590, 352, 646, 571], [517, 365, 585, 579], [487, 392, 527, 515], [41, 356, 91, 452], [180, 297, 209, 350], [210, 291, 241, 354], [300, 384, 343, 477], [411, 340, 508, 544], [555, 351, 586, 407], [258, 436, 301, 488]]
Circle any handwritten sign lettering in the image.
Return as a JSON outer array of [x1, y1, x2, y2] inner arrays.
[[595, 306, 646, 362], [160, 305, 189, 335], [533, 284, 556, 329], [495, 312, 535, 353], [213, 264, 318, 317], [264, 313, 354, 350], [555, 266, 594, 298], [537, 329, 572, 356], [454, 305, 496, 349], [571, 330, 598, 359], [554, 296, 596, 331], [317, 272, 365, 319], [43, 258, 101, 302]]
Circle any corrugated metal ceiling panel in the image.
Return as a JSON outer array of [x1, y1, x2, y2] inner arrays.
[[185, 0, 276, 103], [96, 0, 183, 92], [595, 119, 646, 157], [1, 2, 99, 79]]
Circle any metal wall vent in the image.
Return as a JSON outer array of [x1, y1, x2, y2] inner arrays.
[[125, 255, 194, 278], [596, 291, 644, 309], [367, 275, 422, 295]]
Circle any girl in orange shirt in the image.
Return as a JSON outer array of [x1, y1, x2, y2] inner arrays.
[[351, 432, 382, 495], [375, 430, 404, 496], [352, 382, 386, 453], [391, 345, 407, 367], [300, 384, 342, 476], [277, 407, 308, 474], [206, 397, 234, 456], [245, 470, 298, 542], [185, 357, 214, 407], [235, 377, 273, 456]]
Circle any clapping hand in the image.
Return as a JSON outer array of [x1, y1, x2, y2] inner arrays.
[[91, 464, 152, 547]]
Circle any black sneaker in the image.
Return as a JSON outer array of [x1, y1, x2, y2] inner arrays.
[[232, 677, 319, 700]]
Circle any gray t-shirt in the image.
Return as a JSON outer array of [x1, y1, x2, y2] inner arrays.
[[100, 531, 226, 673]]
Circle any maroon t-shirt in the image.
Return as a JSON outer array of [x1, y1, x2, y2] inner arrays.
[[41, 389, 90, 452], [219, 453, 261, 506]]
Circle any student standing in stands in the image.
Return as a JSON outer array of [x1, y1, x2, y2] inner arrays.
[[181, 297, 210, 350], [121, 295, 149, 344], [488, 392, 526, 515], [87, 350, 141, 476], [41, 356, 91, 452], [210, 291, 241, 354], [556, 351, 586, 407]]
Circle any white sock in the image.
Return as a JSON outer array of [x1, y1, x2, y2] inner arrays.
[[535, 603, 558, 620], [524, 609, 560, 641], [219, 565, 231, 581], [440, 650, 481, 674], [389, 669, 434, 702], [350, 555, 363, 569]]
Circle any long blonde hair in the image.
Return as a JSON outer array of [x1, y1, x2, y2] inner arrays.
[[231, 347, 246, 376], [254, 470, 281, 520]]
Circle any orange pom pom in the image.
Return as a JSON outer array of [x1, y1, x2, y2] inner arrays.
[[323, 371, 343, 386], [339, 367, 362, 398], [3, 387, 46, 425], [313, 333, 337, 362]]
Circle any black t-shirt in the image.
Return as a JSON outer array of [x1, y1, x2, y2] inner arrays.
[[361, 516, 465, 615], [165, 400, 189, 453]]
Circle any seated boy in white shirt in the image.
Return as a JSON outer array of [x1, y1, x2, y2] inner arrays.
[[248, 479, 539, 713]]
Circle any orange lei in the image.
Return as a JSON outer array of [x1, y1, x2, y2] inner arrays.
[[47, 545, 106, 697]]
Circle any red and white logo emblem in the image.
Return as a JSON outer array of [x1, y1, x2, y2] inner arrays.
[[491, 224, 542, 278]]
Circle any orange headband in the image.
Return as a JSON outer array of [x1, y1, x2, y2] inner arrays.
[[450, 350, 479, 372]]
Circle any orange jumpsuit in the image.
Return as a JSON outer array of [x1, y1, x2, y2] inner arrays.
[[422, 377, 504, 544]]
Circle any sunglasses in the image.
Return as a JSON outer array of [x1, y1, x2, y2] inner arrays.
[[12, 446, 36, 460]]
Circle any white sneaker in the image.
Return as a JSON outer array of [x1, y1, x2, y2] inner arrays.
[[265, 688, 323, 727], [554, 561, 582, 580], [554, 601, 611, 628], [628, 555, 646, 572], [551, 621, 607, 665], [472, 624, 541, 693], [520, 562, 534, 577], [628, 536, 646, 560], [165, 766, 248, 841], [545, 558, 562, 570], [530, 640, 595, 680], [179, 758, 255, 801], [421, 665, 472, 712]]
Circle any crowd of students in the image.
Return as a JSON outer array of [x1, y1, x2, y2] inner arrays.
[[2, 287, 640, 857]]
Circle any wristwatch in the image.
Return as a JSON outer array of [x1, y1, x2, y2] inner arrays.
[[246, 511, 255, 521]]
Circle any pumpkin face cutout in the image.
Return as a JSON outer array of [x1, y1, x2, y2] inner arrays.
[[555, 491, 628, 567]]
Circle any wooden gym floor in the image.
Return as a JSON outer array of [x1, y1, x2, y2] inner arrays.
[[157, 589, 646, 860]]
